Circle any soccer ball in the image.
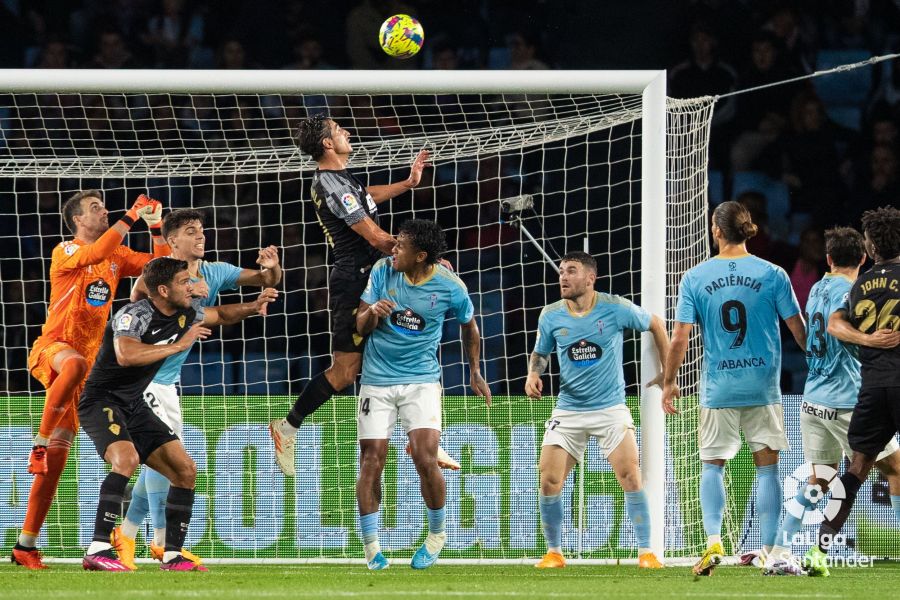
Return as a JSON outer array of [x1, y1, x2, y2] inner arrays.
[[379, 14, 424, 59]]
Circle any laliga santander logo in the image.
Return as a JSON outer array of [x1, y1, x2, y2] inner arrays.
[[783, 463, 845, 525]]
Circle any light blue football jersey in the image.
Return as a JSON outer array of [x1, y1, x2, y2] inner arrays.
[[675, 254, 801, 408], [360, 257, 474, 386], [153, 260, 242, 385], [802, 274, 860, 409], [533, 291, 652, 412]]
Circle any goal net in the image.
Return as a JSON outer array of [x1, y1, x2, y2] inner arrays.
[[0, 70, 720, 562]]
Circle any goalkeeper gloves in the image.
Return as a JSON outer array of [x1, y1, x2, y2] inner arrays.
[[123, 194, 163, 232], [142, 200, 163, 234]]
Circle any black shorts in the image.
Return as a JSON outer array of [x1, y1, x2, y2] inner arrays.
[[329, 267, 371, 354], [848, 386, 900, 457], [78, 391, 179, 463]]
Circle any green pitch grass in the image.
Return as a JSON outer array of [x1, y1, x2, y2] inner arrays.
[[4, 562, 900, 600]]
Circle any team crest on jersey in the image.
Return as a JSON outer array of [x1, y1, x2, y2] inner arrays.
[[596, 319, 604, 335], [340, 192, 360, 212], [178, 315, 186, 328], [430, 293, 438, 308], [567, 339, 601, 367], [108, 424, 120, 436], [390, 308, 426, 335], [110, 262, 118, 277], [85, 279, 111, 307]]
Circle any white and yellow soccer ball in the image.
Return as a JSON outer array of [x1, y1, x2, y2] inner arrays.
[[379, 14, 424, 59]]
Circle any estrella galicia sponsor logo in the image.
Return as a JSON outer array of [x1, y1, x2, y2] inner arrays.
[[85, 279, 111, 306], [390, 308, 426, 336], [567, 339, 601, 367]]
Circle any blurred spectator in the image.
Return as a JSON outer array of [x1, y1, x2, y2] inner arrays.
[[851, 144, 900, 222], [506, 30, 548, 70], [734, 32, 798, 133], [789, 228, 826, 309], [35, 39, 73, 69], [141, 0, 210, 68], [283, 32, 334, 70], [216, 38, 260, 70], [345, 0, 417, 69], [85, 30, 140, 69], [762, 5, 816, 74], [737, 190, 796, 270], [730, 111, 788, 177]]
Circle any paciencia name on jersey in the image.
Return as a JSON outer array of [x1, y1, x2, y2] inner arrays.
[[704, 274, 763, 295]]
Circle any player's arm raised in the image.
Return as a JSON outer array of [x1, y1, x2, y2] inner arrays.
[[356, 298, 396, 337], [236, 246, 283, 287], [201, 288, 279, 327], [366, 149, 430, 204], [662, 321, 692, 415], [461, 319, 491, 406], [525, 352, 549, 400], [828, 309, 900, 348], [114, 324, 210, 367], [351, 217, 396, 255]]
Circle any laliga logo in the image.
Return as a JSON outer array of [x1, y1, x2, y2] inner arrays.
[[783, 463, 845, 525]]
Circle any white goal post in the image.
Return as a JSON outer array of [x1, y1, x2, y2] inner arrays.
[[0, 68, 714, 563]]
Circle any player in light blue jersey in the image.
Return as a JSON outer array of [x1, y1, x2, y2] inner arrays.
[[112, 208, 282, 569], [525, 251, 669, 570], [354, 220, 491, 571], [768, 227, 900, 575], [663, 201, 807, 576]]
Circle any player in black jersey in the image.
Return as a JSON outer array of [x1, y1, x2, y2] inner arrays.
[[269, 115, 460, 476], [79, 257, 277, 572], [806, 207, 900, 576]]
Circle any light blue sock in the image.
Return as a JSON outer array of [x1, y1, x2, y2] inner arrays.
[[624, 489, 651, 550], [891, 495, 900, 523], [756, 464, 782, 549], [775, 485, 814, 548], [700, 463, 726, 537], [124, 468, 150, 528], [359, 512, 379, 545], [427, 507, 445, 534], [144, 467, 171, 531], [539, 493, 563, 551]]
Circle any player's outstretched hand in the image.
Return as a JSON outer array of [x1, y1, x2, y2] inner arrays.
[[524, 373, 543, 400], [868, 328, 900, 349], [254, 288, 279, 316], [470, 371, 492, 406], [404, 149, 431, 189], [370, 299, 396, 319], [178, 323, 212, 350], [256, 245, 280, 270], [661, 382, 680, 415]]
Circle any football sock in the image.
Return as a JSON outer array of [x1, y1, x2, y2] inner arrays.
[[624, 490, 652, 552], [93, 472, 130, 543], [123, 469, 150, 539], [286, 373, 337, 429], [155, 528, 166, 547], [164, 486, 194, 553], [539, 493, 563, 554], [37, 356, 86, 440], [17, 534, 37, 548], [756, 464, 781, 549], [700, 463, 725, 538], [22, 437, 71, 541], [891, 495, 900, 523], [145, 467, 171, 532], [818, 471, 863, 553], [424, 507, 447, 553], [360, 511, 380, 562], [773, 484, 815, 554]]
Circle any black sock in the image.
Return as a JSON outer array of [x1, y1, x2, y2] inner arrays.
[[286, 373, 337, 428], [93, 472, 130, 543], [818, 471, 863, 553], [165, 486, 195, 553]]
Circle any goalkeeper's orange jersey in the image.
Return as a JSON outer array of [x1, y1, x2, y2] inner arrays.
[[31, 227, 168, 364]]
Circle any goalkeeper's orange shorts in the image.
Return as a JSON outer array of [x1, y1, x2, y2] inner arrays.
[[28, 338, 86, 431]]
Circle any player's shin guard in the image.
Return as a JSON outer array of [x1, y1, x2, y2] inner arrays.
[[700, 463, 725, 539], [539, 493, 563, 552], [21, 437, 71, 543], [756, 464, 781, 549], [286, 373, 337, 429], [164, 486, 194, 553], [624, 490, 652, 552], [93, 472, 130, 543], [817, 472, 863, 553]]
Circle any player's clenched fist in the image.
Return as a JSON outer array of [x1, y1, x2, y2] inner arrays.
[[125, 194, 161, 225], [253, 288, 279, 316], [369, 299, 396, 318], [525, 372, 543, 399], [256, 246, 280, 270]]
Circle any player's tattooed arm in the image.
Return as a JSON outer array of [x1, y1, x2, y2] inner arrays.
[[524, 352, 549, 400]]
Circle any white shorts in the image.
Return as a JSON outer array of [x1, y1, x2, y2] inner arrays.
[[541, 405, 635, 462], [357, 383, 442, 440], [699, 404, 789, 461], [800, 400, 900, 464], [142, 382, 183, 438]]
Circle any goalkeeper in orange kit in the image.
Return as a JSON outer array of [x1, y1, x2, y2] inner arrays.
[[11, 190, 168, 570]]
